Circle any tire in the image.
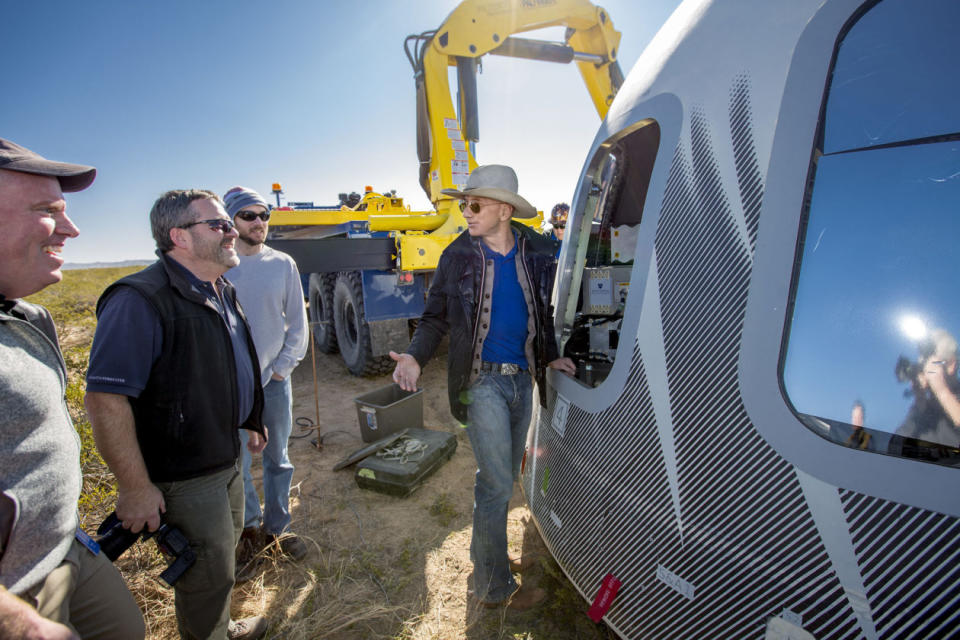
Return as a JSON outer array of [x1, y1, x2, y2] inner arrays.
[[332, 271, 393, 377], [308, 273, 338, 354]]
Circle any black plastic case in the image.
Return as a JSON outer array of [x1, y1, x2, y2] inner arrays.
[[354, 428, 457, 497]]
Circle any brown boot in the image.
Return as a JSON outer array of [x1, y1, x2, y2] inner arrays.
[[269, 532, 308, 561], [508, 553, 537, 573], [506, 583, 546, 611], [475, 583, 546, 610]]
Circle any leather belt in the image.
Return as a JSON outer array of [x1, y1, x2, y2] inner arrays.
[[480, 361, 524, 375]]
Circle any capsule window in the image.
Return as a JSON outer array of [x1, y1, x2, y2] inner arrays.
[[782, 0, 960, 465]]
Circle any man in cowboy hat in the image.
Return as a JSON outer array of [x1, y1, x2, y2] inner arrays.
[[390, 164, 575, 610]]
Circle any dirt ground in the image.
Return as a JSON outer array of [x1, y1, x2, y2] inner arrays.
[[218, 341, 616, 640]]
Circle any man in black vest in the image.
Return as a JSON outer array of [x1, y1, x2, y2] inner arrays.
[[85, 190, 268, 640]]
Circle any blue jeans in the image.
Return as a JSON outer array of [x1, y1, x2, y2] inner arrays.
[[465, 371, 533, 602], [239, 377, 295, 534]]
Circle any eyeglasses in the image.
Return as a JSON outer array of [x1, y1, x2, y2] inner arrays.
[[235, 210, 271, 222], [459, 200, 494, 214], [179, 218, 235, 233]]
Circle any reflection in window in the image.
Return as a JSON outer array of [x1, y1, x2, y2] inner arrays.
[[559, 120, 659, 387], [782, 0, 960, 466], [823, 0, 960, 154]]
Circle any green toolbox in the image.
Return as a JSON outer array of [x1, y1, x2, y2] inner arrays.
[[354, 428, 457, 497]]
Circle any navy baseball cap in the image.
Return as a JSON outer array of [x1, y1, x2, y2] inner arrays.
[[0, 138, 96, 192]]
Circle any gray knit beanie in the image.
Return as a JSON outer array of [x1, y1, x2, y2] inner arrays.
[[223, 186, 268, 217]]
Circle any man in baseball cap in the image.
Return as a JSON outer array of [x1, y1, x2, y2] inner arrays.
[[0, 138, 96, 299], [0, 138, 145, 638], [0, 137, 96, 193]]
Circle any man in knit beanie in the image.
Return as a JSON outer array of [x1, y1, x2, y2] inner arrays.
[[223, 187, 309, 576]]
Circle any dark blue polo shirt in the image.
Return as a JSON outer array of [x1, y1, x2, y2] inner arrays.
[[480, 234, 528, 367], [86, 256, 255, 425]]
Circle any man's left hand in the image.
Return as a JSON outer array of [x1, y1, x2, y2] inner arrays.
[[247, 428, 268, 453], [548, 357, 577, 376]]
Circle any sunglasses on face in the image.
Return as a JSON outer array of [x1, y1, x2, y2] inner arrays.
[[235, 210, 271, 222], [179, 218, 235, 233], [459, 200, 493, 214]]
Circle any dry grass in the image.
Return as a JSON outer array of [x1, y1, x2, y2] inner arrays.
[[28, 266, 616, 640]]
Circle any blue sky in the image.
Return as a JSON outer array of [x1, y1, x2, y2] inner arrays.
[[5, 0, 681, 264]]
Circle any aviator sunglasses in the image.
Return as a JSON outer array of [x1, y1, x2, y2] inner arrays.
[[235, 210, 271, 222], [459, 200, 495, 214], [179, 218, 235, 233]]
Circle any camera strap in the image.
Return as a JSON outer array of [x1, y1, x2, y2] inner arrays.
[[75, 527, 101, 556]]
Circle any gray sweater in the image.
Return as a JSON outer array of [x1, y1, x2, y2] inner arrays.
[[0, 299, 81, 594], [227, 246, 308, 386]]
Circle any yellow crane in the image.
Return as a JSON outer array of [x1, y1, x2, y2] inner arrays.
[[267, 0, 623, 375]]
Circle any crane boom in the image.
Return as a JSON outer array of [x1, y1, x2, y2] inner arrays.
[[405, 0, 622, 229]]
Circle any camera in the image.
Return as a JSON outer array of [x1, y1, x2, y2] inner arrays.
[[96, 511, 196, 586], [895, 355, 922, 384], [895, 335, 939, 385]]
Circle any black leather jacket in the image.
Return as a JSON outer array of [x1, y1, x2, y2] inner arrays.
[[407, 222, 560, 423]]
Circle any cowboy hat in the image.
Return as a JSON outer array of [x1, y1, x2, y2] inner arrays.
[[441, 164, 536, 218]]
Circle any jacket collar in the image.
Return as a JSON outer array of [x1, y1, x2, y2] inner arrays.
[[155, 250, 231, 312]]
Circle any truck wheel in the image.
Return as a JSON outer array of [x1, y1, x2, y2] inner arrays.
[[308, 273, 338, 353], [332, 271, 392, 377]]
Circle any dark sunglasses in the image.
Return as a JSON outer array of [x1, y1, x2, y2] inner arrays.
[[235, 210, 271, 222], [179, 218, 235, 233], [459, 200, 487, 213]]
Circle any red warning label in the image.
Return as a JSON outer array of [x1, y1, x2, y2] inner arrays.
[[587, 573, 621, 623]]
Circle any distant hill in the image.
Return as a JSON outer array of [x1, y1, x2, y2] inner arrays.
[[63, 259, 152, 270]]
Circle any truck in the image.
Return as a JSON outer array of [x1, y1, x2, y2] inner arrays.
[[265, 0, 624, 376], [527, 0, 960, 637]]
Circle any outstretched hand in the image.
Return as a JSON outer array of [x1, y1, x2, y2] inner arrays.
[[390, 351, 421, 392]]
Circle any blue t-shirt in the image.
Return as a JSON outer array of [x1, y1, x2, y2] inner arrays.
[[86, 257, 255, 425], [480, 236, 528, 367]]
